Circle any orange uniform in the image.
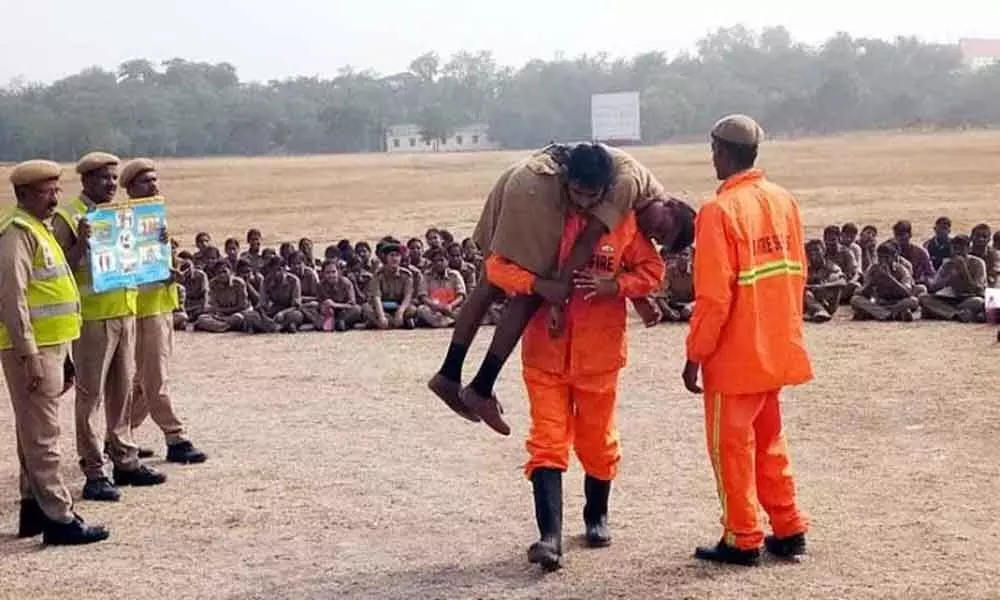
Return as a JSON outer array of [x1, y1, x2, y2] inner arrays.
[[686, 168, 812, 550], [488, 212, 663, 481]]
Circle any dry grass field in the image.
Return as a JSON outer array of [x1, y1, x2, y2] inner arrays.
[[1, 131, 999, 600]]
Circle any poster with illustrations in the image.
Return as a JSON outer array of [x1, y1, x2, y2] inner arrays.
[[88, 197, 171, 293]]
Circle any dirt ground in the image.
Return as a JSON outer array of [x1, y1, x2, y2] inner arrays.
[[1, 132, 1000, 600]]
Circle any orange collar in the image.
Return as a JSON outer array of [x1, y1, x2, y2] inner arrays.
[[716, 168, 765, 194]]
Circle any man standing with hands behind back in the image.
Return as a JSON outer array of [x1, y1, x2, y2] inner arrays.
[[682, 115, 812, 566]]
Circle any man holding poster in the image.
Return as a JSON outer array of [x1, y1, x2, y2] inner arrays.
[[52, 152, 167, 503]]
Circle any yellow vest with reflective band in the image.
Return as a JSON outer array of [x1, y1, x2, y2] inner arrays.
[[0, 209, 82, 350], [54, 197, 137, 322], [136, 282, 180, 318]]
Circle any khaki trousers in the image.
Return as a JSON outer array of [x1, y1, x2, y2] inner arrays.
[[132, 313, 187, 444], [74, 317, 140, 479], [919, 295, 986, 321], [1, 344, 75, 522]]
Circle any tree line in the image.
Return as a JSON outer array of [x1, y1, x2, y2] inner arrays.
[[1, 26, 999, 161]]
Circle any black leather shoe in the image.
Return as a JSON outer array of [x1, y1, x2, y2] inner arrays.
[[113, 465, 166, 487], [527, 468, 563, 572], [583, 476, 612, 548], [694, 539, 760, 566], [18, 498, 47, 538], [43, 514, 110, 546], [765, 533, 807, 559], [82, 478, 122, 502], [166, 441, 207, 464]]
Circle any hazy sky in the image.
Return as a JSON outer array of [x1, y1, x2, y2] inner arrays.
[[2, 0, 998, 84]]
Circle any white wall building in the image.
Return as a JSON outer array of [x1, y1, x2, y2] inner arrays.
[[959, 38, 1000, 69], [385, 123, 500, 153]]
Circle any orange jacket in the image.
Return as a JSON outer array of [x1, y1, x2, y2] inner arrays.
[[487, 212, 664, 376], [686, 169, 813, 394]]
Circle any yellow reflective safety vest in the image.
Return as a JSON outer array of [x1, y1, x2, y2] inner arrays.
[[137, 282, 180, 318], [54, 197, 137, 322], [0, 209, 82, 350]]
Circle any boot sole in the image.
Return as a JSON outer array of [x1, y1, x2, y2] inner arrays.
[[528, 546, 562, 571], [167, 455, 208, 465], [44, 531, 110, 546]]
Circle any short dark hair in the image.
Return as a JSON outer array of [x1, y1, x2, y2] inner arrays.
[[666, 201, 697, 254], [842, 222, 859, 236], [407, 237, 423, 249], [972, 223, 991, 236], [178, 250, 194, 261], [951, 234, 971, 246], [565, 142, 615, 190], [337, 239, 352, 251], [714, 138, 758, 170], [445, 241, 462, 254], [426, 247, 446, 262], [439, 229, 455, 245], [823, 225, 841, 238], [195, 232, 211, 242], [877, 240, 900, 256], [235, 258, 252, 272], [425, 227, 440, 239], [264, 255, 283, 272], [246, 228, 261, 241], [288, 251, 305, 264], [354, 241, 372, 253], [805, 239, 824, 252], [892, 221, 912, 236], [935, 216, 952, 228], [862, 225, 878, 235], [224, 237, 239, 248]]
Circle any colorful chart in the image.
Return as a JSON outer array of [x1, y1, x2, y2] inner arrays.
[[88, 197, 171, 293]]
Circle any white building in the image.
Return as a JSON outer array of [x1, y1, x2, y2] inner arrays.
[[385, 123, 500, 153], [959, 38, 1000, 69]]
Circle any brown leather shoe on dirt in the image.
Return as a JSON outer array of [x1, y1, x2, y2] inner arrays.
[[460, 386, 510, 436], [428, 374, 480, 423]]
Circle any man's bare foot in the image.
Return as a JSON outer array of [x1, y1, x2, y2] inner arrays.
[[460, 386, 510, 436], [428, 374, 480, 423]]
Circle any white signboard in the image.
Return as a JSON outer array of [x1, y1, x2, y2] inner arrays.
[[591, 91, 641, 142]]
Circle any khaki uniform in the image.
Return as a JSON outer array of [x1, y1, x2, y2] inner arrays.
[[827, 246, 861, 301], [972, 247, 1000, 287], [52, 203, 141, 479], [194, 275, 253, 332], [132, 310, 187, 445], [0, 225, 76, 523], [248, 272, 303, 332], [919, 256, 988, 321], [416, 268, 468, 328], [181, 268, 209, 320], [295, 267, 320, 300], [851, 263, 920, 321], [657, 264, 695, 322], [304, 275, 363, 330], [804, 260, 846, 321], [238, 250, 265, 272], [173, 285, 189, 330], [363, 267, 416, 326], [472, 145, 664, 276]]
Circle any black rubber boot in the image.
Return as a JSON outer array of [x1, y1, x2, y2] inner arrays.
[[18, 498, 47, 538], [583, 475, 611, 548], [765, 533, 807, 559], [43, 514, 110, 546], [527, 468, 563, 572], [694, 538, 761, 567], [166, 441, 208, 464]]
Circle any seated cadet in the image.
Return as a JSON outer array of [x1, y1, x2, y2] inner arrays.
[[194, 261, 255, 333], [179, 258, 209, 321], [417, 247, 468, 329], [970, 223, 1000, 287], [446, 241, 478, 291], [923, 216, 952, 271], [407, 237, 428, 271], [198, 246, 222, 272], [223, 237, 240, 272], [893, 220, 934, 290], [859, 225, 879, 274], [324, 244, 341, 265], [249, 256, 304, 333], [993, 231, 1000, 251], [425, 228, 444, 253], [236, 259, 263, 308], [173, 284, 189, 331], [288, 251, 320, 308], [305, 260, 364, 332], [399, 245, 426, 294], [239, 228, 265, 272], [840, 222, 863, 267], [345, 255, 373, 305], [299, 237, 318, 267], [192, 232, 213, 269], [822, 225, 861, 301], [337, 239, 354, 263], [850, 241, 920, 322], [920, 234, 988, 322], [439, 229, 455, 246], [261, 247, 279, 263], [804, 239, 847, 323], [278, 242, 297, 265], [656, 246, 695, 322], [354, 241, 379, 273], [363, 240, 417, 330]]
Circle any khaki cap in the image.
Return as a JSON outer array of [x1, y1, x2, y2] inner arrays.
[[710, 114, 764, 146], [9, 160, 62, 187], [75, 151, 120, 175], [120, 158, 157, 188]]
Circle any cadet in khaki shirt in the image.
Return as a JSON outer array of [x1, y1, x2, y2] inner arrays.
[[804, 239, 847, 323], [239, 228, 265, 272], [52, 152, 166, 502], [920, 234, 988, 322], [850, 241, 921, 321], [194, 261, 254, 332], [288, 251, 320, 305], [173, 284, 189, 330], [304, 260, 363, 331], [971, 223, 1000, 288], [364, 240, 417, 330], [236, 258, 264, 308], [179, 259, 209, 320], [446, 242, 478, 292], [248, 256, 304, 333], [1, 160, 109, 545], [655, 246, 695, 322], [823, 225, 861, 301], [417, 247, 468, 328]]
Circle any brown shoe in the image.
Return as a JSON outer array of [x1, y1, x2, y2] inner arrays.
[[428, 374, 480, 423], [460, 386, 510, 436]]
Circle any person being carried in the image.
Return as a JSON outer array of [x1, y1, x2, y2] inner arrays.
[[363, 240, 417, 330], [416, 247, 468, 329], [428, 142, 693, 435], [804, 239, 847, 323], [655, 246, 695, 323], [850, 241, 921, 322], [919, 234, 987, 323], [304, 260, 363, 332]]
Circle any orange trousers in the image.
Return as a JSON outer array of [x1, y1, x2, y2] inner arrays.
[[704, 389, 808, 550], [523, 366, 621, 481]]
